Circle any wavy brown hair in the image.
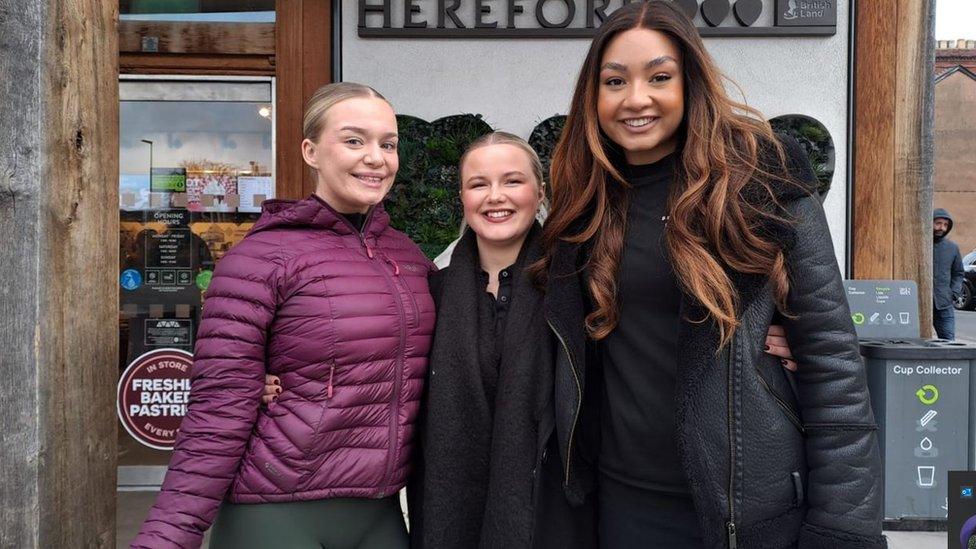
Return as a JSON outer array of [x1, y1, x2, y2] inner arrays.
[[536, 0, 798, 347]]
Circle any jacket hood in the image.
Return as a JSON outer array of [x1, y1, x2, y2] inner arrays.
[[250, 194, 390, 238], [934, 208, 954, 236]]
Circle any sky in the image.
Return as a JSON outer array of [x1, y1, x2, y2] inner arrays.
[[936, 0, 976, 40]]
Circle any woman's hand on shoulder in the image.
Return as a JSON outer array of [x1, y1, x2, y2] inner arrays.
[[765, 324, 797, 372], [262, 375, 281, 405]]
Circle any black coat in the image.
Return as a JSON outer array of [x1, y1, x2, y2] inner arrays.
[[543, 137, 886, 549], [933, 208, 964, 311], [410, 226, 596, 549]]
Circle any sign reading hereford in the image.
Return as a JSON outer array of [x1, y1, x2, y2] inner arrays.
[[357, 0, 837, 38], [117, 348, 193, 450]]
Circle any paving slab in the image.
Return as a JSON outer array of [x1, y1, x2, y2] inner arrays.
[[884, 530, 947, 549]]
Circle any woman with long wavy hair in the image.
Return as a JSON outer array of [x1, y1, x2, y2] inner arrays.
[[536, 2, 886, 548]]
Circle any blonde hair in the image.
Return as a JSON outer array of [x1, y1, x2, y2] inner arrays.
[[459, 131, 545, 190], [302, 82, 390, 142], [457, 131, 550, 235]]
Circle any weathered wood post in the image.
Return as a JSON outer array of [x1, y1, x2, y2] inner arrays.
[[853, 0, 936, 337], [0, 2, 119, 547]]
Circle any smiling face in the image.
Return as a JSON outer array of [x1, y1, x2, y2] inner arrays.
[[460, 143, 544, 248], [301, 96, 399, 214], [597, 28, 685, 165]]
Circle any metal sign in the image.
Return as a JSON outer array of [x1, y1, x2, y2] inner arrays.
[[358, 0, 837, 38], [774, 0, 836, 27], [949, 471, 976, 546], [844, 280, 920, 340], [863, 342, 976, 520]]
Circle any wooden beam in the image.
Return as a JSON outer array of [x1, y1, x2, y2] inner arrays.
[[0, 1, 119, 547], [275, 0, 333, 200], [276, 0, 306, 200], [119, 21, 275, 55], [120, 52, 275, 75], [852, 0, 896, 279], [893, 0, 936, 336], [852, 0, 935, 336], [301, 0, 333, 198]]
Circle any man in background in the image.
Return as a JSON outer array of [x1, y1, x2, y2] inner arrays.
[[933, 208, 965, 340]]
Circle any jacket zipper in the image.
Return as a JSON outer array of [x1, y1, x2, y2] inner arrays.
[[546, 319, 582, 485], [376, 254, 407, 493], [727, 339, 738, 549], [383, 255, 400, 276], [326, 361, 335, 399], [755, 369, 805, 433], [381, 253, 420, 330], [338, 209, 405, 494]]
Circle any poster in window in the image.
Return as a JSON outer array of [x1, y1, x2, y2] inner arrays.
[[237, 175, 273, 213]]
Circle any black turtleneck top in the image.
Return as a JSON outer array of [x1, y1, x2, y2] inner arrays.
[[341, 212, 367, 232], [598, 154, 690, 495]]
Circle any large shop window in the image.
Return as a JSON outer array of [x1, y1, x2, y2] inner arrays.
[[118, 77, 274, 486]]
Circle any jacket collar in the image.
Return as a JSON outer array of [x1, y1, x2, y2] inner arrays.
[[251, 193, 390, 240]]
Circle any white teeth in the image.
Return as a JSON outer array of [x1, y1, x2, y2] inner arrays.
[[623, 117, 654, 127], [356, 175, 382, 184], [486, 211, 513, 219]]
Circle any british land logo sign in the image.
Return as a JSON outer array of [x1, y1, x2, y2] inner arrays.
[[775, 0, 835, 26], [358, 0, 836, 38], [117, 348, 193, 450]]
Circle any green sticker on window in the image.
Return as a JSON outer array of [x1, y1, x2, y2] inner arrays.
[[196, 270, 213, 291]]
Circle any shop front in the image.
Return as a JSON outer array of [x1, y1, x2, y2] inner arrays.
[[110, 0, 857, 490], [0, 0, 936, 546], [113, 0, 350, 492]]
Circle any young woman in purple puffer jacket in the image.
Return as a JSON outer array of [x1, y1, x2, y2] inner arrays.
[[132, 82, 435, 549]]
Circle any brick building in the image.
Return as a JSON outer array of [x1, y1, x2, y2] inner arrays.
[[935, 40, 976, 256]]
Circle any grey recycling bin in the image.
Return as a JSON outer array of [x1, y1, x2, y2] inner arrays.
[[862, 339, 976, 520]]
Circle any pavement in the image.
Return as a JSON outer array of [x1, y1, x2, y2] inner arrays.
[[884, 530, 946, 548], [955, 309, 976, 342]]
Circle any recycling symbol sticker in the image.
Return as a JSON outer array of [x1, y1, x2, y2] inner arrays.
[[916, 384, 939, 405]]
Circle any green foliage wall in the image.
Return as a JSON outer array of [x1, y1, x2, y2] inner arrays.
[[769, 114, 835, 198]]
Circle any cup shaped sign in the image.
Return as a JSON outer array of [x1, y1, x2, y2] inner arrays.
[[117, 348, 193, 450]]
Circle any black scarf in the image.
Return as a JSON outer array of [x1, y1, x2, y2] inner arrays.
[[416, 224, 552, 548]]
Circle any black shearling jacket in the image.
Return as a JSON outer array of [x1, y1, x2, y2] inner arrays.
[[543, 137, 886, 549]]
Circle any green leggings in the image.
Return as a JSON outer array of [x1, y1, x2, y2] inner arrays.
[[209, 495, 408, 549]]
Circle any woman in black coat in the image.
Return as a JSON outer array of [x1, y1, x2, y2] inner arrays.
[[410, 132, 594, 549], [535, 2, 886, 548]]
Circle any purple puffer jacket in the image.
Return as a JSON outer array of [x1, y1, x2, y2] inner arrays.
[[133, 195, 435, 549]]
